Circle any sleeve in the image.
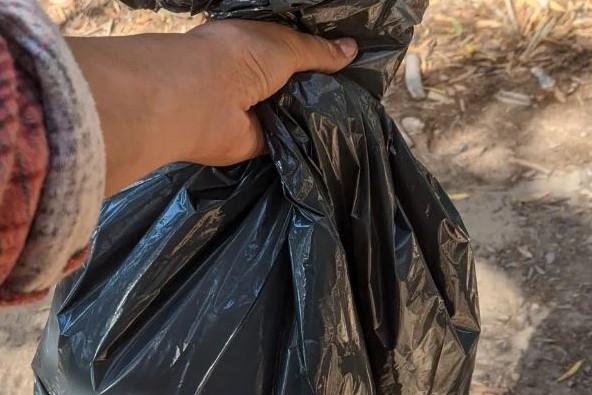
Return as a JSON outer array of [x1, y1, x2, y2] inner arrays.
[[0, 34, 49, 303], [0, 0, 106, 305]]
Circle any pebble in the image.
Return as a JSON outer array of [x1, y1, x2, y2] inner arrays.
[[530, 67, 556, 91], [401, 117, 425, 135], [545, 252, 556, 264]]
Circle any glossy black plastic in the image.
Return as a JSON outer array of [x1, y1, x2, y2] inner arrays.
[[33, 1, 480, 394]]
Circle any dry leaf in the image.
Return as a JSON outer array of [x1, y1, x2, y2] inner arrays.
[[450, 17, 464, 36], [463, 43, 476, 57], [476, 19, 503, 29], [556, 359, 585, 382]]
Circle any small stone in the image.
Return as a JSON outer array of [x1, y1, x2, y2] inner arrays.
[[530, 66, 556, 91], [401, 117, 425, 135], [545, 252, 556, 264]]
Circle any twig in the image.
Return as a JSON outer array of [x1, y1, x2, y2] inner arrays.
[[510, 157, 552, 175], [405, 53, 426, 100], [521, 15, 558, 61], [505, 0, 522, 35]]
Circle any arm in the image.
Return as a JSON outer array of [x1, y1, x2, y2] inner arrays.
[[0, 10, 356, 304], [67, 20, 357, 196]]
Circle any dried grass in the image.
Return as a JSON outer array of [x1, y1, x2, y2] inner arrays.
[[413, 0, 592, 80], [42, 0, 591, 72], [40, 0, 202, 36]]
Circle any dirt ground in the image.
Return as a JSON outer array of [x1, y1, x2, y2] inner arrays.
[[384, 1, 592, 393], [1, 0, 591, 394]]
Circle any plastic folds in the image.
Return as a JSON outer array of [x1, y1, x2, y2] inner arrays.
[[33, 0, 480, 394]]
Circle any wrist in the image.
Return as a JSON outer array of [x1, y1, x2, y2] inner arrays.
[[67, 34, 204, 194]]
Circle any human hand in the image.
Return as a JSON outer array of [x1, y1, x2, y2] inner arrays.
[[68, 20, 357, 195], [181, 20, 358, 165]]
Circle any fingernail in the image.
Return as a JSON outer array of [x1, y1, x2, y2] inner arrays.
[[333, 38, 358, 59]]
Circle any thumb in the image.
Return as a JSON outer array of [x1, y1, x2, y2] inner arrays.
[[289, 34, 358, 74]]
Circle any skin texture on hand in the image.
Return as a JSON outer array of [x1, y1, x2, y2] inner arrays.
[[67, 20, 357, 196]]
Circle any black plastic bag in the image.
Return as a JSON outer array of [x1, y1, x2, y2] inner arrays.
[[33, 0, 480, 394]]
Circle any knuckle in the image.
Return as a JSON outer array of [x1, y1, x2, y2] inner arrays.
[[321, 37, 341, 61]]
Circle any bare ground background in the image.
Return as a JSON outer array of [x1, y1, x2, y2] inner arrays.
[[1, 0, 591, 394]]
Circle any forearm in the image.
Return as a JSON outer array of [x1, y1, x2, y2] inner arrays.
[[67, 35, 207, 196], [66, 22, 356, 196]]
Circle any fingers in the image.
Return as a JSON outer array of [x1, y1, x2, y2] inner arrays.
[[286, 32, 358, 74]]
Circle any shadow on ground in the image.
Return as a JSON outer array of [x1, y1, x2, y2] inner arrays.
[[383, 50, 592, 393]]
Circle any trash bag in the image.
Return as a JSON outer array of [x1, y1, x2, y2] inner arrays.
[[33, 0, 480, 394], [124, 0, 425, 98]]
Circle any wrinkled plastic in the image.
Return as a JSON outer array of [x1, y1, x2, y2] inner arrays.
[[123, 0, 425, 98], [33, 0, 480, 394]]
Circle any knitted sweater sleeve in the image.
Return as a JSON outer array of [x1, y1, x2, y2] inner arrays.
[[0, 0, 105, 305]]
